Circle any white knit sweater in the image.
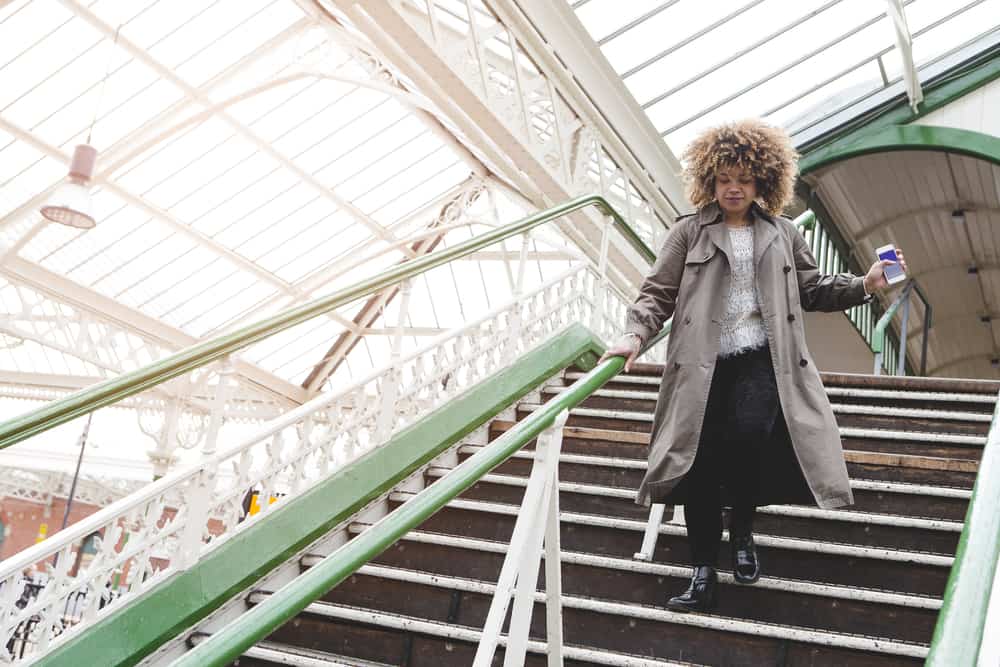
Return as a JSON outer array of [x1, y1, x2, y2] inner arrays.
[[719, 225, 768, 357]]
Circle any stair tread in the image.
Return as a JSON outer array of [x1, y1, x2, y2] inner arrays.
[[254, 595, 708, 666], [554, 387, 996, 419], [518, 402, 990, 444], [389, 491, 955, 565], [462, 445, 973, 495], [565, 370, 1000, 396], [431, 468, 965, 530], [263, 568, 931, 658], [248, 641, 396, 667], [337, 526, 943, 610]]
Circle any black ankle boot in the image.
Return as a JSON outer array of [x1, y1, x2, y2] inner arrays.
[[666, 565, 718, 612], [731, 533, 760, 584]]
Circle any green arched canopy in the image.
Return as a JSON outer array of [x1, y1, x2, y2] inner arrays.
[[800, 124, 1000, 175]]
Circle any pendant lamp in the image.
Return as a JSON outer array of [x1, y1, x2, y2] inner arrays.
[[40, 144, 97, 229]]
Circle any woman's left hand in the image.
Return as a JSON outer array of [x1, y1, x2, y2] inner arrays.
[[863, 248, 908, 293]]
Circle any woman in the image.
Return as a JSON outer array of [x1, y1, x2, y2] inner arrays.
[[600, 120, 906, 612]]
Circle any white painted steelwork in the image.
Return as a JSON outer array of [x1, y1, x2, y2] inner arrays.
[[0, 466, 144, 509], [473, 409, 568, 667], [0, 259, 653, 663]]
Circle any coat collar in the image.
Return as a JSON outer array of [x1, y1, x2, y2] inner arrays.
[[699, 201, 779, 268]]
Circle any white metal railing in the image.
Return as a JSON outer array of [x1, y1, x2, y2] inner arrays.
[[0, 255, 662, 663], [473, 409, 569, 666]]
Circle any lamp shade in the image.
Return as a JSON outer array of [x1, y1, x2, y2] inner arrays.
[[40, 144, 97, 229]]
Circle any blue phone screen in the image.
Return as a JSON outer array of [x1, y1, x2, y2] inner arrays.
[[879, 248, 904, 278]]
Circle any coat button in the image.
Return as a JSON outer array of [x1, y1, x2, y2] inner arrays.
[[674, 361, 681, 370], [684, 316, 691, 325], [799, 358, 808, 367], [787, 314, 795, 322], [783, 265, 791, 274]]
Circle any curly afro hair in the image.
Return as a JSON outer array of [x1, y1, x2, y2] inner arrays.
[[681, 119, 799, 216]]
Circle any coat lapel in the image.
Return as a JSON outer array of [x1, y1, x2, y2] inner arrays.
[[751, 203, 779, 268], [698, 202, 731, 264]]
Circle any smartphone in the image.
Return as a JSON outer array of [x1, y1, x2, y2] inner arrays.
[[875, 244, 906, 285]]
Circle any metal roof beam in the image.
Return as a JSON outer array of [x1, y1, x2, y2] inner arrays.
[[0, 256, 307, 404], [929, 352, 999, 376], [0, 115, 360, 336], [856, 205, 1000, 242], [59, 0, 405, 253], [885, 0, 924, 111], [483, 0, 685, 217]]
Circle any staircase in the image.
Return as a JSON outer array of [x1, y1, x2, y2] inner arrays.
[[220, 364, 995, 666]]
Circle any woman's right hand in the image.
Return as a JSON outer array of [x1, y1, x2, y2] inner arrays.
[[598, 334, 641, 373]]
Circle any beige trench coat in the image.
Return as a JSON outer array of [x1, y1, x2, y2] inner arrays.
[[625, 202, 869, 510]]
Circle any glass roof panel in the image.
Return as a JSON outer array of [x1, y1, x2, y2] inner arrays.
[[570, 0, 997, 153]]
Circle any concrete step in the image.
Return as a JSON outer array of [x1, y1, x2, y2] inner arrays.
[[387, 491, 953, 598], [271, 562, 927, 666], [342, 528, 940, 645]]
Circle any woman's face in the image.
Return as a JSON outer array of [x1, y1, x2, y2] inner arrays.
[[714, 166, 757, 218]]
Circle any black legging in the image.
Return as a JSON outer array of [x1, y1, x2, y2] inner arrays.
[[683, 344, 780, 566]]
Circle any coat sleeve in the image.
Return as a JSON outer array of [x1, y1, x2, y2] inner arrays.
[[624, 219, 690, 343], [791, 227, 868, 312]]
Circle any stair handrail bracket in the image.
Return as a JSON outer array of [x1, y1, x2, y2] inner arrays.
[[927, 386, 1000, 665], [0, 196, 657, 664], [871, 280, 930, 375], [473, 408, 569, 667]]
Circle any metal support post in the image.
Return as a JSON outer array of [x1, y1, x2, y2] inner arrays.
[[376, 280, 412, 443], [508, 232, 530, 351], [921, 306, 931, 376], [897, 295, 911, 376], [203, 357, 235, 457], [175, 466, 214, 571], [633, 503, 667, 562], [474, 410, 568, 667], [60, 412, 94, 531], [591, 215, 612, 335]]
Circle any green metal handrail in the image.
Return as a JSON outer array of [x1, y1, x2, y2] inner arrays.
[[171, 325, 672, 667], [172, 211, 822, 665], [0, 194, 654, 451], [871, 280, 914, 356], [926, 388, 1000, 664]]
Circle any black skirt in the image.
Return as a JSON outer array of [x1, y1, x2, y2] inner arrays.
[[655, 345, 815, 508]]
